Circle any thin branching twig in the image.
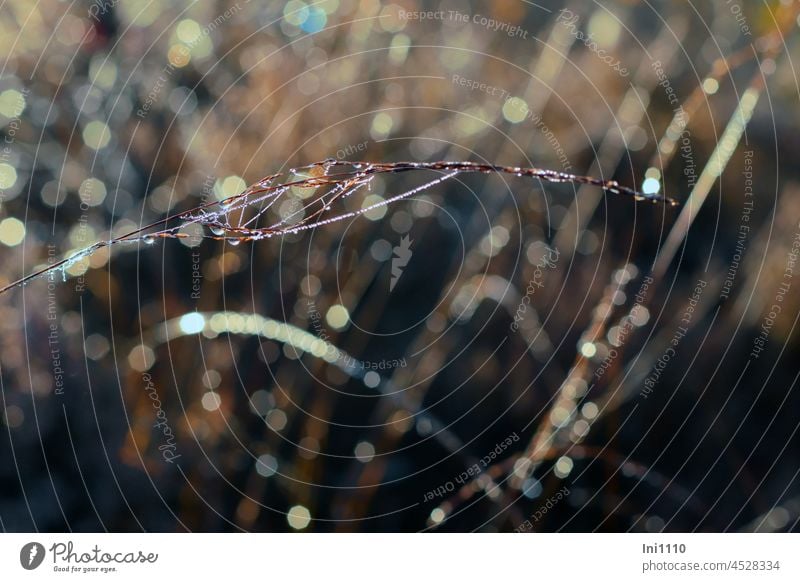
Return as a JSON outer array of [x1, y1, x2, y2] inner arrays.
[[0, 159, 676, 296]]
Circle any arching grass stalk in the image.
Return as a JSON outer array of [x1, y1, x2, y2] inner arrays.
[[0, 159, 676, 296]]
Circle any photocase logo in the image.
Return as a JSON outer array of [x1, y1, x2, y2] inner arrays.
[[20, 542, 45, 570], [390, 235, 413, 291]]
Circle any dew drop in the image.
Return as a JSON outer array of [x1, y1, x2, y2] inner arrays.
[[227, 238, 241, 246], [210, 226, 225, 236], [143, 236, 156, 245]]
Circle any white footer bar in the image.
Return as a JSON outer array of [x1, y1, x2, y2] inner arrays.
[[1, 534, 796, 580]]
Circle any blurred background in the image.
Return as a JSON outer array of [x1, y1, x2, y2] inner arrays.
[[1, 0, 799, 532]]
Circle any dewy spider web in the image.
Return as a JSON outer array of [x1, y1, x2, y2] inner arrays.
[[0, 159, 677, 295]]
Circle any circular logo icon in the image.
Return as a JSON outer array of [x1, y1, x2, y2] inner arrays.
[[19, 542, 45, 570]]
